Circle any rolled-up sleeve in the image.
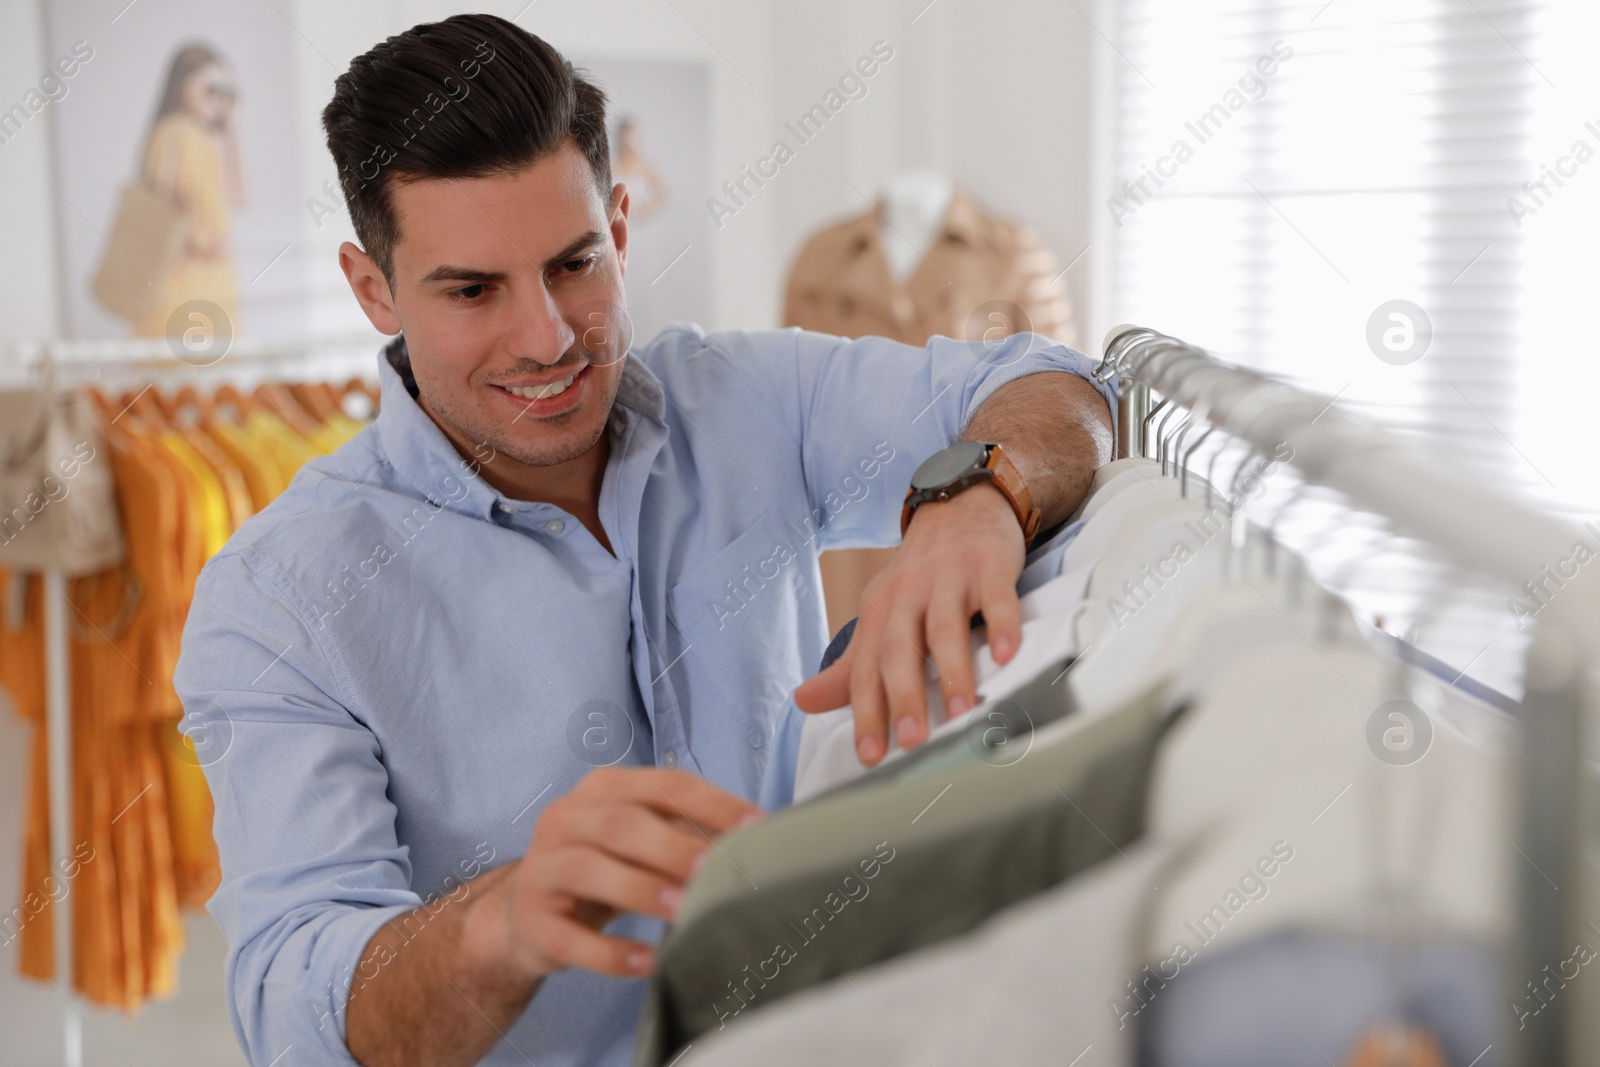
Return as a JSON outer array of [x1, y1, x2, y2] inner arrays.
[[174, 552, 421, 1066], [715, 328, 1116, 552]]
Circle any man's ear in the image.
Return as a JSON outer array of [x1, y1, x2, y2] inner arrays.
[[608, 183, 630, 278], [339, 241, 402, 335]]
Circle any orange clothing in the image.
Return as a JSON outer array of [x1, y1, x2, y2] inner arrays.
[[3, 387, 371, 1010]]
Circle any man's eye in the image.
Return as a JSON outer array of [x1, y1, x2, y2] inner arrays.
[[559, 256, 597, 276], [450, 284, 487, 301]]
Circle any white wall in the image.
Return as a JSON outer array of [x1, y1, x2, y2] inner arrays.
[[0, 0, 1096, 1061]]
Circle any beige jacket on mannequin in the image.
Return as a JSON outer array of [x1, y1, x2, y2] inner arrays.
[[782, 186, 1079, 637], [783, 187, 1077, 348]]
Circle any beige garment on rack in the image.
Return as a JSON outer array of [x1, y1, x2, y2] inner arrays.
[[782, 187, 1079, 635], [782, 187, 1077, 346]]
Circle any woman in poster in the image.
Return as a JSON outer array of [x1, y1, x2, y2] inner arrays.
[[130, 43, 245, 338], [612, 114, 669, 225]]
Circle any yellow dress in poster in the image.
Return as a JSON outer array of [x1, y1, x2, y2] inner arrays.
[[131, 112, 239, 338]]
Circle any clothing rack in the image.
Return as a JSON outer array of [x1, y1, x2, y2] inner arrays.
[[9, 333, 383, 1067], [1097, 324, 1600, 1067]]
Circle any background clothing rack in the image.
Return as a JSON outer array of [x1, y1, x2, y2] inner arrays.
[[10, 333, 383, 1067], [1098, 324, 1600, 1067]]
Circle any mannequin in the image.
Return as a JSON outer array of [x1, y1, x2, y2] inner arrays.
[[878, 170, 954, 283]]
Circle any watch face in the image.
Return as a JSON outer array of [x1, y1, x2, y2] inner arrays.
[[911, 440, 990, 490]]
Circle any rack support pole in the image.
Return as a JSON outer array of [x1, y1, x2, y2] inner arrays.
[[43, 570, 83, 1067]]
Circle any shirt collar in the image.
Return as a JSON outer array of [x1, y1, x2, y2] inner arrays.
[[372, 335, 666, 520]]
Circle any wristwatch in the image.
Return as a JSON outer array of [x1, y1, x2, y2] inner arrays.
[[900, 440, 1043, 544]]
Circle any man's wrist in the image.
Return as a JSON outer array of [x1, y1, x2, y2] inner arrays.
[[456, 866, 544, 988], [903, 480, 1019, 540], [901, 441, 1041, 545]]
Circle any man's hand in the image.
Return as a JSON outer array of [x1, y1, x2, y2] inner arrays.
[[793, 482, 1026, 765], [347, 767, 760, 1067], [790, 370, 1111, 767], [469, 767, 761, 980]]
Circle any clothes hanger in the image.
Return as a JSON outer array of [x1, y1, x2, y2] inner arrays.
[[167, 383, 216, 428], [85, 385, 118, 423], [1068, 373, 1311, 699], [1066, 398, 1238, 680], [341, 376, 379, 418], [84, 386, 140, 457], [312, 381, 349, 421], [253, 381, 322, 437], [211, 382, 255, 422], [288, 381, 339, 424], [1078, 350, 1222, 521], [119, 383, 171, 431]]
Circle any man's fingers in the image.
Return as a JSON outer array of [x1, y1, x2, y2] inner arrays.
[[879, 599, 933, 748], [925, 583, 978, 721], [979, 566, 1024, 664], [793, 648, 853, 713], [526, 911, 657, 978], [610, 767, 762, 837], [846, 610, 891, 767], [536, 846, 684, 922], [562, 802, 708, 884]]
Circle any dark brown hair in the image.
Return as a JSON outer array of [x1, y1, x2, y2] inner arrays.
[[321, 13, 612, 287]]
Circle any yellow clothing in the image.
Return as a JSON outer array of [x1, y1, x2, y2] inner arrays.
[[132, 114, 237, 339], [310, 413, 365, 454], [245, 410, 321, 482], [203, 420, 282, 510], [180, 425, 252, 533], [157, 433, 231, 560]]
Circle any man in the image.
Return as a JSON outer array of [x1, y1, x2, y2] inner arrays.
[[174, 13, 1114, 1067]]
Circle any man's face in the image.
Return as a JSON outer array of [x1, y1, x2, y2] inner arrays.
[[374, 141, 631, 473]]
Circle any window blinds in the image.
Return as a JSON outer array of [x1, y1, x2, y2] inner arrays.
[[1101, 0, 1598, 520], [1097, 0, 1600, 693]]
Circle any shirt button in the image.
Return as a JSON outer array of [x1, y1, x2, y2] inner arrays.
[[497, 502, 519, 514], [544, 519, 566, 535], [662, 749, 678, 768]]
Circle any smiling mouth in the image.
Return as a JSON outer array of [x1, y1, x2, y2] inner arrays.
[[495, 369, 581, 401]]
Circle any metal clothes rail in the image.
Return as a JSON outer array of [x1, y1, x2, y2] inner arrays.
[[1097, 324, 1600, 1067]]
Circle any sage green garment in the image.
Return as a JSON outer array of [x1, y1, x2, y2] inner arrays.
[[633, 671, 1178, 1066]]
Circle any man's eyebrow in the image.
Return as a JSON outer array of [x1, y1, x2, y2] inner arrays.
[[419, 265, 507, 285], [417, 231, 608, 286], [541, 230, 608, 270]]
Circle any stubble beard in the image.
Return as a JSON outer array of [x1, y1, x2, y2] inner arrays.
[[422, 357, 625, 470]]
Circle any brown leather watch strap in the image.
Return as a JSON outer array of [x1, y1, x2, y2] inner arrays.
[[899, 442, 1043, 545], [984, 443, 1043, 544]]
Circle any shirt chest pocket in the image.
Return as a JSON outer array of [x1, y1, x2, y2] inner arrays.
[[667, 506, 815, 748]]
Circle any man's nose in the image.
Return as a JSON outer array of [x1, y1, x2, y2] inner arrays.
[[508, 285, 577, 365]]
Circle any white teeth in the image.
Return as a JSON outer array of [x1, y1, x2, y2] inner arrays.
[[504, 373, 577, 401]]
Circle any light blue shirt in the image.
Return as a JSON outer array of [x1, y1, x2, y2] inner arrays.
[[173, 323, 1115, 1067]]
